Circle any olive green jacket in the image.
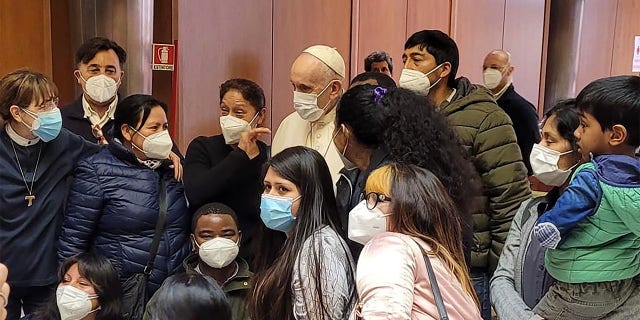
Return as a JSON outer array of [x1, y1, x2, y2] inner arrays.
[[440, 77, 532, 271], [144, 255, 252, 320]]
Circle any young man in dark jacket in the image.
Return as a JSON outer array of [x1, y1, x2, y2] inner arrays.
[[398, 30, 532, 320]]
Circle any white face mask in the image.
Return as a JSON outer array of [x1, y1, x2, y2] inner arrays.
[[293, 81, 335, 122], [195, 237, 240, 268], [81, 74, 120, 103], [56, 285, 100, 320], [483, 68, 504, 90], [130, 128, 173, 159], [348, 200, 390, 245], [398, 64, 443, 95], [220, 112, 259, 145], [334, 126, 356, 170], [530, 143, 578, 186]]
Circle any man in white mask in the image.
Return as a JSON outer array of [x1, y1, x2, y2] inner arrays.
[[271, 45, 345, 184], [482, 50, 540, 175], [399, 30, 531, 320], [61, 37, 125, 145]]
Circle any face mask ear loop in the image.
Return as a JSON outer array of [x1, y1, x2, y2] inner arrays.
[[247, 111, 260, 128]]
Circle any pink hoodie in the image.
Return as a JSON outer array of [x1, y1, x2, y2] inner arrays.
[[351, 232, 481, 320]]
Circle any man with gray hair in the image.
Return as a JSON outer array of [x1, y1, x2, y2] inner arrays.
[[271, 45, 345, 183], [483, 49, 540, 175], [364, 51, 393, 77]]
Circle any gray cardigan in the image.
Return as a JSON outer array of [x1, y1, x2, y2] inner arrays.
[[490, 197, 548, 320]]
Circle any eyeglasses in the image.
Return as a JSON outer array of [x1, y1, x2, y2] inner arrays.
[[364, 192, 392, 210], [24, 97, 59, 112]]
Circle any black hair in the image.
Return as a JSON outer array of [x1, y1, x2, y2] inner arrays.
[[113, 94, 168, 141], [379, 87, 480, 255], [148, 274, 232, 320], [75, 37, 127, 68], [543, 99, 580, 151], [364, 51, 394, 74], [575, 75, 640, 147], [191, 202, 240, 232], [220, 78, 266, 112], [32, 253, 122, 320], [349, 71, 397, 89], [250, 146, 356, 320], [404, 30, 459, 87], [336, 84, 387, 148]]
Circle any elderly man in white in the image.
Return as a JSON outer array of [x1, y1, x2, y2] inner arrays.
[[271, 45, 345, 184]]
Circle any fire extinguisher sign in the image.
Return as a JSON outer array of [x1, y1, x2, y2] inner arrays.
[[152, 44, 175, 71]]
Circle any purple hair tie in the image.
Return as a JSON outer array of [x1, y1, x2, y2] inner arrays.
[[373, 86, 388, 103]]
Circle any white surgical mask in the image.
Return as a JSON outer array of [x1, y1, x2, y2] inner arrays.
[[195, 237, 240, 269], [334, 126, 356, 170], [220, 112, 259, 145], [483, 68, 504, 90], [293, 81, 335, 122], [130, 128, 173, 159], [56, 285, 100, 320], [348, 200, 390, 245], [398, 64, 443, 95], [81, 74, 120, 103], [530, 143, 578, 186]]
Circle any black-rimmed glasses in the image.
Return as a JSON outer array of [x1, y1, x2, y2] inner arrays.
[[364, 192, 392, 210]]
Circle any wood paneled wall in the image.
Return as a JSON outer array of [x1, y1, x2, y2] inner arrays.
[[352, 0, 546, 108], [0, 0, 52, 77]]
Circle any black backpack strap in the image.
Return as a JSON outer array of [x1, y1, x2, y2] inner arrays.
[[412, 239, 449, 320], [144, 178, 167, 275]]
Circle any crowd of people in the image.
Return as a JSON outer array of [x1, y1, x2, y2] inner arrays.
[[0, 28, 638, 320]]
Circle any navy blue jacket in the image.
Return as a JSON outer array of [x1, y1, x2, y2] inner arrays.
[[60, 96, 116, 144], [0, 127, 100, 287], [58, 139, 190, 294]]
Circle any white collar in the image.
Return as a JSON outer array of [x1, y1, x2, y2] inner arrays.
[[82, 95, 118, 122], [494, 81, 512, 99], [312, 105, 337, 127], [6, 122, 40, 146], [445, 88, 457, 103]]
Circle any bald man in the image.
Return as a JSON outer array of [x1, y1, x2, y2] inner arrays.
[[483, 50, 540, 175], [271, 45, 345, 184]]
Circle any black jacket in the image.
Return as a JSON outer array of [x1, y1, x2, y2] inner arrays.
[[496, 85, 541, 175], [61, 96, 116, 144]]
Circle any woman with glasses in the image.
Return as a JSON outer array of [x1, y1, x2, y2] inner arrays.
[[58, 94, 190, 298], [249, 146, 356, 320], [0, 70, 102, 320], [184, 79, 270, 264], [349, 163, 481, 320]]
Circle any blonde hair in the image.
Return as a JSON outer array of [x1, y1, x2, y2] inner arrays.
[[366, 163, 478, 305], [0, 69, 58, 121]]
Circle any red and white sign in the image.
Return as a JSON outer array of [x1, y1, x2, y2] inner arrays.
[[153, 44, 175, 71], [633, 36, 640, 73]]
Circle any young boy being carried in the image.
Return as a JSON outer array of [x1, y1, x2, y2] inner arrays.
[[533, 75, 640, 319]]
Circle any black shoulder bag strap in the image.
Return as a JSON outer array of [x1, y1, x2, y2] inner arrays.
[[413, 239, 450, 320], [144, 178, 168, 276]]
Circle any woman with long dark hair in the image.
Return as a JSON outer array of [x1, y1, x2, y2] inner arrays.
[[23, 253, 121, 320], [349, 163, 480, 319], [250, 146, 356, 320]]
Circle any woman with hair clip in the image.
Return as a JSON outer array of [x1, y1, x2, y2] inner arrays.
[[349, 163, 481, 320], [22, 253, 122, 320], [334, 85, 479, 260], [249, 146, 356, 320], [490, 100, 585, 319]]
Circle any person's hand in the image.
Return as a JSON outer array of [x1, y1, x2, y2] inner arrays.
[[0, 263, 10, 320], [238, 128, 271, 160], [168, 151, 183, 181]]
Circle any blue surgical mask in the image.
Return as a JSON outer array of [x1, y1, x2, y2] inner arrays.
[[22, 108, 62, 142], [260, 194, 301, 232]]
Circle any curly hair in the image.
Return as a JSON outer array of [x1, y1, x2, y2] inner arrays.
[[378, 87, 481, 250]]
